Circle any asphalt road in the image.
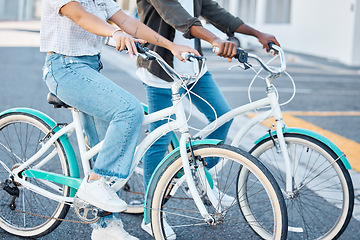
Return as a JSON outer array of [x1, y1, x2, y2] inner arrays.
[[1, 30, 360, 239]]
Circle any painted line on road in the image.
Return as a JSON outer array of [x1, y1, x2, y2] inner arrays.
[[247, 112, 360, 173], [283, 111, 360, 116]]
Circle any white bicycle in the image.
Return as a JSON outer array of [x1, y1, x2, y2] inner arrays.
[[122, 42, 354, 240], [0, 44, 287, 239]]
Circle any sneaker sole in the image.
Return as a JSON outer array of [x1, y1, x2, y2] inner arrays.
[[76, 192, 127, 213]]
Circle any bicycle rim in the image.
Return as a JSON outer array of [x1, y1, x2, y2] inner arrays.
[[250, 133, 354, 239], [0, 113, 70, 238], [150, 145, 287, 239]]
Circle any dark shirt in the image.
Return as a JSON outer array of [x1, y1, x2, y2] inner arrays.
[[136, 0, 244, 82]]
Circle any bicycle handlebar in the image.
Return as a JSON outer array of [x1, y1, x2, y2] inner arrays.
[[238, 42, 286, 75], [133, 43, 206, 83], [104, 38, 205, 83]]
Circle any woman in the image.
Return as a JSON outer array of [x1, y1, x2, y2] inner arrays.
[[40, 0, 199, 239]]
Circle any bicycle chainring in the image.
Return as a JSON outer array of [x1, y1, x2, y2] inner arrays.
[[73, 195, 100, 223]]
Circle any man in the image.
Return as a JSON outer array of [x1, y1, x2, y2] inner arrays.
[[136, 1, 279, 238]]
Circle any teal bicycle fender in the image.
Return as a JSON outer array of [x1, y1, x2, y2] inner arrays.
[[0, 108, 80, 196], [254, 127, 351, 170], [143, 139, 222, 225]]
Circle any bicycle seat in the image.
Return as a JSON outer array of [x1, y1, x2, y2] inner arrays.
[[47, 93, 70, 108]]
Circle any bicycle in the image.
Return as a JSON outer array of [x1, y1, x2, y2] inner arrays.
[[122, 43, 355, 239], [0, 44, 287, 239]]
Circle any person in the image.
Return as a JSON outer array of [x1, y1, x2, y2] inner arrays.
[[136, 0, 280, 238], [40, 1, 199, 239]]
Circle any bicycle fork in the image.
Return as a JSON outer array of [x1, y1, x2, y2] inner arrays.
[[179, 133, 217, 224], [268, 88, 295, 196]]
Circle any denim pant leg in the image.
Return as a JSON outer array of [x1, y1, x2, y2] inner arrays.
[[79, 112, 109, 162], [43, 54, 143, 179], [187, 71, 233, 168], [143, 85, 173, 190]]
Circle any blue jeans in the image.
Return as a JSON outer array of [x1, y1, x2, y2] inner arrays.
[[43, 53, 143, 179], [143, 71, 233, 189]]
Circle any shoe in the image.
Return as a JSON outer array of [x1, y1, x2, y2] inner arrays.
[[141, 219, 176, 239], [92, 219, 138, 240], [213, 186, 235, 208], [76, 177, 127, 213]]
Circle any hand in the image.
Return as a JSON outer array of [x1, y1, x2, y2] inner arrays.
[[170, 44, 201, 63], [113, 31, 147, 57], [212, 39, 237, 62], [257, 32, 280, 53]]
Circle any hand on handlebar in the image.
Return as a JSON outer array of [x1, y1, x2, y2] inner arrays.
[[256, 32, 280, 53], [112, 30, 147, 57], [211, 39, 237, 62], [169, 44, 201, 63]]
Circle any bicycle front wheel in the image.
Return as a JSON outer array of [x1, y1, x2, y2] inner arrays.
[[150, 144, 287, 240], [0, 112, 70, 238], [249, 133, 354, 239]]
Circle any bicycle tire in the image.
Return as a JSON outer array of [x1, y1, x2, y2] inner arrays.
[[247, 133, 354, 239], [150, 144, 287, 239], [0, 112, 71, 238]]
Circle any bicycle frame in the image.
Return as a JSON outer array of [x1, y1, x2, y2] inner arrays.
[[192, 47, 351, 195], [7, 53, 217, 222], [193, 76, 295, 193]]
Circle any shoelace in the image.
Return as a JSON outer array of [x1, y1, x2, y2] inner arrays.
[[98, 178, 117, 201]]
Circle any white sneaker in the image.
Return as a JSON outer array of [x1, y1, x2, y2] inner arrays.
[[76, 177, 127, 213], [141, 219, 176, 240], [92, 219, 138, 240], [213, 186, 235, 207]]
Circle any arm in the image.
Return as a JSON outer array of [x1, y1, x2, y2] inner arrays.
[[190, 26, 238, 60], [234, 24, 280, 52], [60, 2, 199, 60], [200, 0, 279, 55]]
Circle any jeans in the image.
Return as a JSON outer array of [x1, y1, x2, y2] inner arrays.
[[43, 53, 143, 179], [143, 71, 233, 189]]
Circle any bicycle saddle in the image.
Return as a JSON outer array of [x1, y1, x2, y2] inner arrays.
[[47, 93, 70, 108]]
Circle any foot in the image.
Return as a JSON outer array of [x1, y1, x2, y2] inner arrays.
[[92, 219, 138, 240], [76, 177, 127, 213], [141, 219, 176, 239]]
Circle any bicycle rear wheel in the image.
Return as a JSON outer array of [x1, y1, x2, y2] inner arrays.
[[0, 112, 70, 238], [149, 144, 287, 240], [248, 133, 354, 239]]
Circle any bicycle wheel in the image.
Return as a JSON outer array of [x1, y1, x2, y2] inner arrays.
[[248, 133, 354, 239], [0, 112, 70, 238], [150, 144, 287, 240]]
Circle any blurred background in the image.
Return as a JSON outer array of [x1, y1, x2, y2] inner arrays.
[[0, 0, 359, 67]]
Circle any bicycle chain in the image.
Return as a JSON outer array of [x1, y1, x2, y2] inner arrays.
[[14, 209, 99, 224]]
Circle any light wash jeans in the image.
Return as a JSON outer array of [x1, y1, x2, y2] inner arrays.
[[143, 71, 233, 189], [43, 53, 143, 180]]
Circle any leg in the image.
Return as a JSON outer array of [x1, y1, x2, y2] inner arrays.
[[187, 71, 233, 168], [142, 84, 173, 190], [46, 54, 143, 179], [44, 54, 143, 213]]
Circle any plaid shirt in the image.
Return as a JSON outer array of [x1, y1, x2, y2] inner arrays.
[[40, 0, 120, 56]]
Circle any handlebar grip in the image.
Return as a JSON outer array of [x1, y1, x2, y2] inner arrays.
[[181, 52, 205, 62], [124, 42, 147, 54], [268, 41, 279, 54]]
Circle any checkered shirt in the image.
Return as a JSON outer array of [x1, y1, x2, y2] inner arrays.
[[40, 0, 120, 56]]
